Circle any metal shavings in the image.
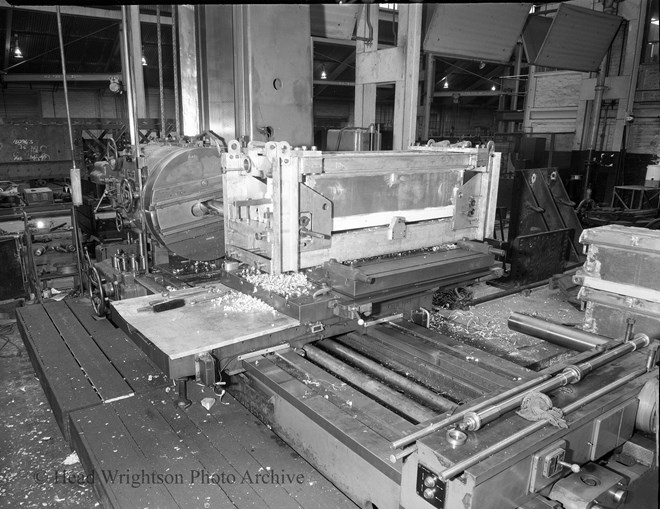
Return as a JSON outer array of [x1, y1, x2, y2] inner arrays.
[[343, 244, 457, 265], [241, 269, 313, 298], [213, 290, 276, 314]]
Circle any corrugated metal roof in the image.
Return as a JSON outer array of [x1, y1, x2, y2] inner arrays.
[[423, 3, 532, 63]]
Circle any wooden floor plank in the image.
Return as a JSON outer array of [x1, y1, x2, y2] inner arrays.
[[44, 301, 133, 402], [183, 386, 307, 509], [112, 395, 235, 509], [66, 299, 169, 394], [187, 383, 359, 509], [16, 306, 100, 442], [69, 403, 179, 509], [150, 393, 270, 509]]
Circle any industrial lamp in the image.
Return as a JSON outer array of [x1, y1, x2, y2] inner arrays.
[[12, 33, 23, 59], [320, 64, 327, 80], [443, 80, 449, 89], [141, 46, 147, 66]]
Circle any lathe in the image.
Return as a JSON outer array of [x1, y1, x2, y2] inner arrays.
[[90, 139, 657, 509]]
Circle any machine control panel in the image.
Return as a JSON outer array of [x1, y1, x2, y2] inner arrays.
[[416, 464, 446, 508], [529, 440, 580, 493]]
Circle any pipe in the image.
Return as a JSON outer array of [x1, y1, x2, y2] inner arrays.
[[469, 279, 549, 306], [302, 344, 436, 424], [120, 6, 148, 274], [120, 8, 139, 154], [508, 313, 611, 351], [156, 5, 165, 137], [390, 373, 553, 450], [422, 52, 434, 141], [55, 7, 81, 206], [459, 333, 650, 431], [171, 5, 180, 137], [319, 339, 457, 413], [439, 366, 648, 481]]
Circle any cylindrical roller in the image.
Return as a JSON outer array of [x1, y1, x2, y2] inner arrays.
[[319, 339, 456, 413], [460, 333, 650, 432], [303, 344, 436, 424], [439, 367, 647, 481], [508, 312, 610, 351]]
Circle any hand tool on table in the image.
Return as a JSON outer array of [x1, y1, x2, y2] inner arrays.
[[137, 298, 186, 312]]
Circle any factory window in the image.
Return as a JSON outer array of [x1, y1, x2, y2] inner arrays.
[[644, 0, 659, 63]]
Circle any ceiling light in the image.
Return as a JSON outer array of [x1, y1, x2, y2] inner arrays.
[[320, 64, 327, 80], [12, 33, 23, 59], [491, 85, 496, 91], [443, 80, 449, 89], [141, 46, 147, 66]]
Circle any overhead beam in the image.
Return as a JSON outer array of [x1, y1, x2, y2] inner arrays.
[[0, 1, 172, 25], [434, 90, 503, 98], [313, 80, 354, 87], [2, 73, 122, 82]]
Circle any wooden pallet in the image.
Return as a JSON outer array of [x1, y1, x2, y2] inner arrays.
[[16, 299, 168, 444]]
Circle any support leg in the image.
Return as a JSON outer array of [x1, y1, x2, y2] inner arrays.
[[174, 377, 192, 409]]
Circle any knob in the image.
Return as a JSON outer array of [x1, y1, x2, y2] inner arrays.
[[423, 475, 437, 488], [610, 487, 627, 504], [423, 487, 436, 500], [558, 461, 580, 473]]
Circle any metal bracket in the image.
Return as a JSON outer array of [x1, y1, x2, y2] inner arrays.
[[388, 216, 407, 240], [237, 343, 291, 362], [195, 352, 216, 387]]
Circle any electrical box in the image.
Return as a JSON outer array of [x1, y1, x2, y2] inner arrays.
[[22, 187, 54, 205]]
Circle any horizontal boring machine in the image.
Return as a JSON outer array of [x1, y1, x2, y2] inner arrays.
[[107, 141, 658, 509]]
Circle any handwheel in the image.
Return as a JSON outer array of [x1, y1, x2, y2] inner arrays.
[[88, 265, 108, 316], [115, 210, 124, 232], [119, 178, 136, 212], [82, 248, 93, 291]]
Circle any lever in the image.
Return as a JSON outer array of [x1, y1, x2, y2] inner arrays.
[[558, 461, 580, 473]]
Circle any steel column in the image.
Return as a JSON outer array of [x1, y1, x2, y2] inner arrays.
[[178, 4, 201, 136], [128, 5, 146, 119]]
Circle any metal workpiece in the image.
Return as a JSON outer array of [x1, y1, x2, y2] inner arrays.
[[508, 312, 611, 351], [301, 343, 437, 424]]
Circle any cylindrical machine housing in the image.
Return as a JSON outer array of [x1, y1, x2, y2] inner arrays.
[[140, 144, 224, 261]]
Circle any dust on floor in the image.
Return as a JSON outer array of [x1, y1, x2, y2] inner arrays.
[[0, 319, 98, 509]]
